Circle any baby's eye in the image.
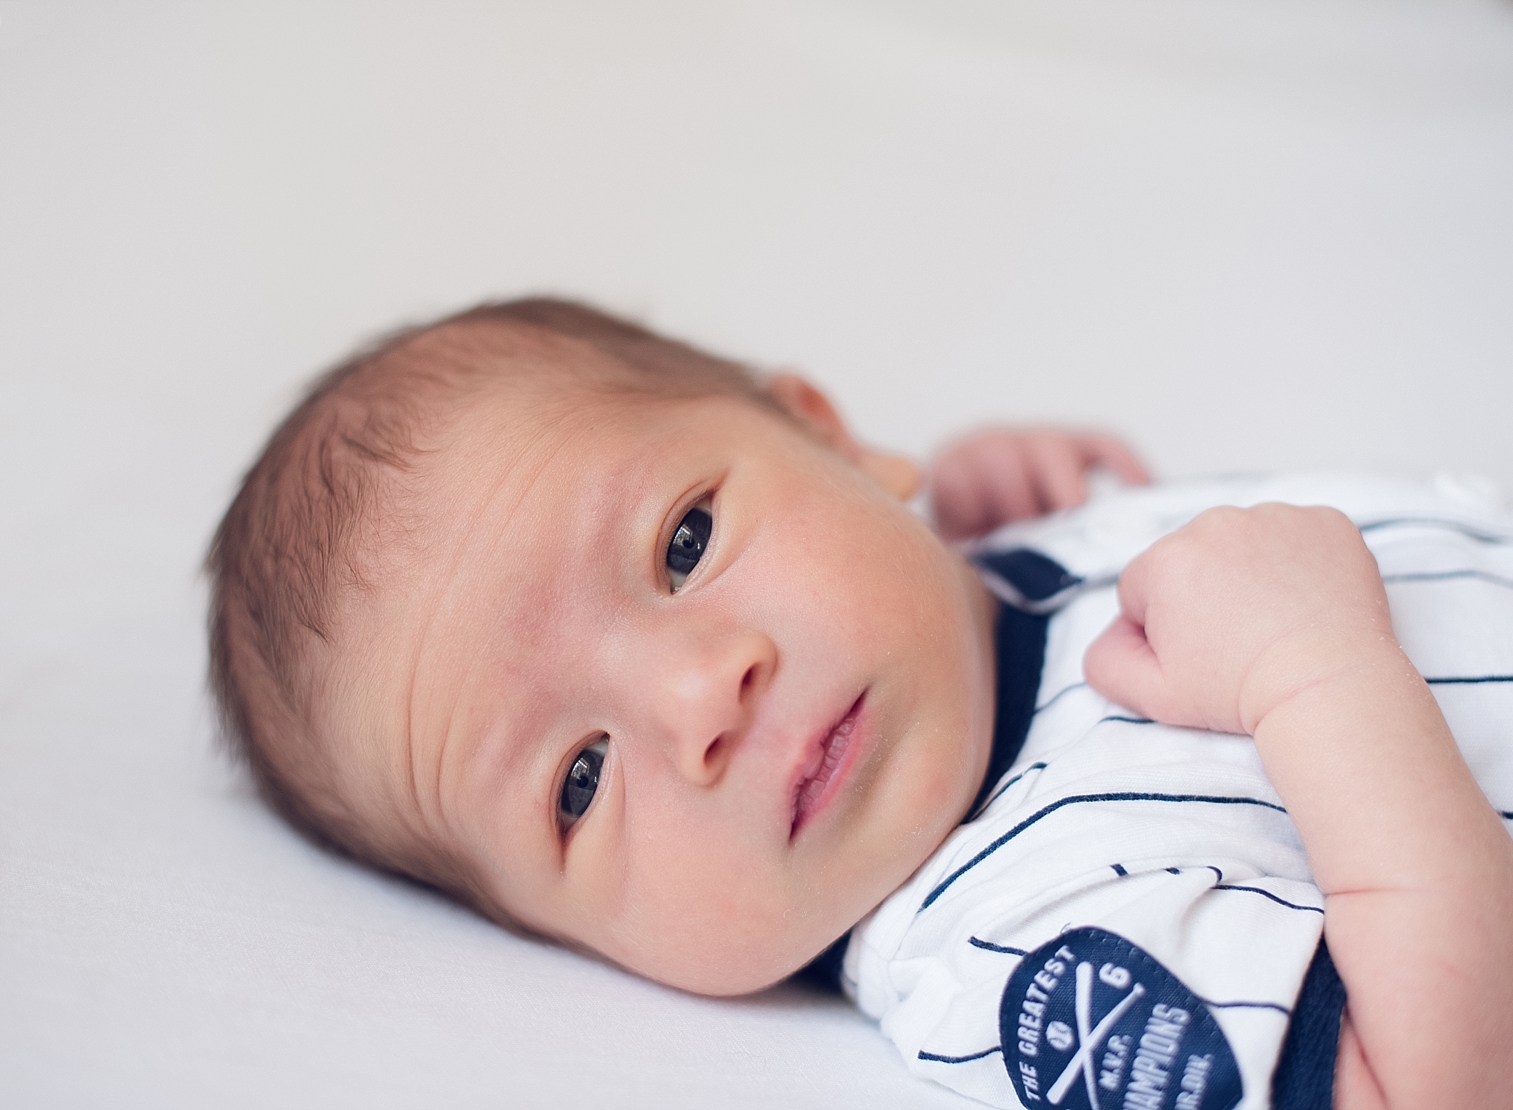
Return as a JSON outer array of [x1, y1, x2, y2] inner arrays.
[[558, 737, 608, 828], [665, 498, 713, 593]]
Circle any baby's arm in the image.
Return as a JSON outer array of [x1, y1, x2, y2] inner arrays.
[[1083, 505, 1513, 1108], [929, 427, 1149, 540]]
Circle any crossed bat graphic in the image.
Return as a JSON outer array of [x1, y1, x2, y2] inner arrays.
[[1045, 962, 1147, 1109]]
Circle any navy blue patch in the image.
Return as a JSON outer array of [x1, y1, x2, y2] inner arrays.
[[1000, 928, 1241, 1110]]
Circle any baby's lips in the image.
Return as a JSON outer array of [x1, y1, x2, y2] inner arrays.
[[789, 693, 866, 837]]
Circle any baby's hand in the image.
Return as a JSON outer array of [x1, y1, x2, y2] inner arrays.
[[929, 428, 1149, 541], [1083, 504, 1399, 736], [1090, 506, 1513, 1110]]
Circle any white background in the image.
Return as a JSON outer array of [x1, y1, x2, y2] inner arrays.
[[3, 1, 1511, 1106]]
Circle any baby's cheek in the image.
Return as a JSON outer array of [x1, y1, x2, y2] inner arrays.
[[623, 845, 782, 945]]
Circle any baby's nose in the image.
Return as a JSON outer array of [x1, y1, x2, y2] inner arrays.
[[643, 628, 776, 786]]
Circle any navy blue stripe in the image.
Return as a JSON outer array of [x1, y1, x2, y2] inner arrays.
[[1383, 569, 1513, 590], [972, 762, 1049, 816], [969, 937, 1028, 955], [1358, 517, 1512, 544], [1500, 811, 1513, 820], [918, 1046, 1002, 1065], [920, 792, 1290, 911], [1214, 884, 1324, 914], [1425, 675, 1513, 685], [1111, 864, 1232, 881], [1099, 714, 1157, 725], [1199, 997, 1292, 1015], [1035, 681, 1087, 714]]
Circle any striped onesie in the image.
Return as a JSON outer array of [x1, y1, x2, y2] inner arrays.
[[839, 474, 1513, 1110]]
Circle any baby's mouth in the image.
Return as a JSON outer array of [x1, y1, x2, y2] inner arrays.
[[790, 693, 866, 838]]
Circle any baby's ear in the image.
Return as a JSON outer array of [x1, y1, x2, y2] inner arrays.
[[768, 373, 922, 502]]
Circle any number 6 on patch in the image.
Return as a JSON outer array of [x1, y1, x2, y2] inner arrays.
[[1099, 963, 1130, 990]]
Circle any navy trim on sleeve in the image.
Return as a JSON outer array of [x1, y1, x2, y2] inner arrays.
[[967, 598, 1048, 817], [975, 546, 1086, 603], [1271, 938, 1346, 1110]]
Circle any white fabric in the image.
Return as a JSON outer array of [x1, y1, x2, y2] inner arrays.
[[846, 475, 1513, 1109]]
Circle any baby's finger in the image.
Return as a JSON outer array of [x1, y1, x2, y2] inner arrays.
[[1111, 547, 1155, 632], [1081, 435, 1151, 487], [1083, 616, 1168, 720], [930, 451, 995, 540], [1024, 434, 1087, 511], [976, 437, 1040, 525]]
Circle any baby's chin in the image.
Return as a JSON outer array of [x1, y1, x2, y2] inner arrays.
[[577, 913, 857, 998], [639, 948, 826, 998]]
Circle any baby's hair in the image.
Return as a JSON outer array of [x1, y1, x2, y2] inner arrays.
[[206, 298, 778, 914]]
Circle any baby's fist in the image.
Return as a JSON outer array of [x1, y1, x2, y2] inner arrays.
[[929, 428, 1149, 541], [1083, 504, 1397, 736]]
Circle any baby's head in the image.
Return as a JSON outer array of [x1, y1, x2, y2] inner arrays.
[[209, 300, 998, 994]]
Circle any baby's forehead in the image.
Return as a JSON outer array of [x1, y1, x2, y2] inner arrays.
[[363, 382, 723, 654], [350, 382, 773, 687], [421, 383, 694, 525]]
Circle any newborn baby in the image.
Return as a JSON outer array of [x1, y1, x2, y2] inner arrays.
[[208, 299, 1513, 1109]]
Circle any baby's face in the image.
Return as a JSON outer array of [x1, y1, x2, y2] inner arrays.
[[340, 378, 998, 994]]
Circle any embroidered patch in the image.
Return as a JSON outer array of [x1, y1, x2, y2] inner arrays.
[[999, 927, 1241, 1110]]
